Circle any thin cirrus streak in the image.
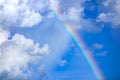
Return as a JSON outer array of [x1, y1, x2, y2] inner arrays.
[[44, 0, 104, 79]]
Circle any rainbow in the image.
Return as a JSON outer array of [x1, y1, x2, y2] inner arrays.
[[45, 1, 104, 80]]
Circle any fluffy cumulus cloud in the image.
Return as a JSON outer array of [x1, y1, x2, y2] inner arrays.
[[0, 0, 50, 79], [61, 7, 83, 29], [0, 0, 44, 28], [20, 9, 42, 27], [47, 0, 103, 32], [38, 0, 120, 32], [97, 0, 120, 28], [59, 0, 120, 31], [0, 33, 49, 78], [48, 0, 84, 29]]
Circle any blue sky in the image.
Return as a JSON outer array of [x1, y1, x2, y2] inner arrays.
[[0, 0, 120, 80]]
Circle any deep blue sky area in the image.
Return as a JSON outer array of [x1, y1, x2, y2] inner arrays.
[[81, 25, 120, 79], [0, 0, 120, 80]]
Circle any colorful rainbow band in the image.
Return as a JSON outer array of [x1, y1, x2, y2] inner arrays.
[[45, 0, 104, 79]]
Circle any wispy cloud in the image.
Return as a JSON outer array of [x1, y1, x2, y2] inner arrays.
[[58, 59, 68, 67], [93, 43, 103, 50]]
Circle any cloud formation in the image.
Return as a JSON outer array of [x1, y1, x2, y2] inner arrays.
[[58, 60, 67, 67], [62, 7, 83, 29], [0, 0, 43, 28], [93, 43, 103, 49], [48, 0, 59, 9], [47, 0, 103, 32], [97, 0, 120, 28], [0, 28, 9, 45], [0, 33, 49, 78]]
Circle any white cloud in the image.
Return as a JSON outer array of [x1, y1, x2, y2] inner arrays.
[[44, 0, 102, 32], [0, 0, 50, 79], [0, 33, 49, 78], [99, 0, 120, 28], [46, 0, 84, 29], [20, 9, 42, 27], [111, 1, 120, 27], [92, 43, 107, 57], [58, 60, 67, 67], [0, 0, 43, 28], [48, 0, 59, 9], [0, 28, 9, 45], [63, 7, 83, 22], [93, 43, 103, 49], [50, 0, 102, 32], [61, 7, 83, 29], [97, 13, 111, 23], [0, 0, 3, 4]]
